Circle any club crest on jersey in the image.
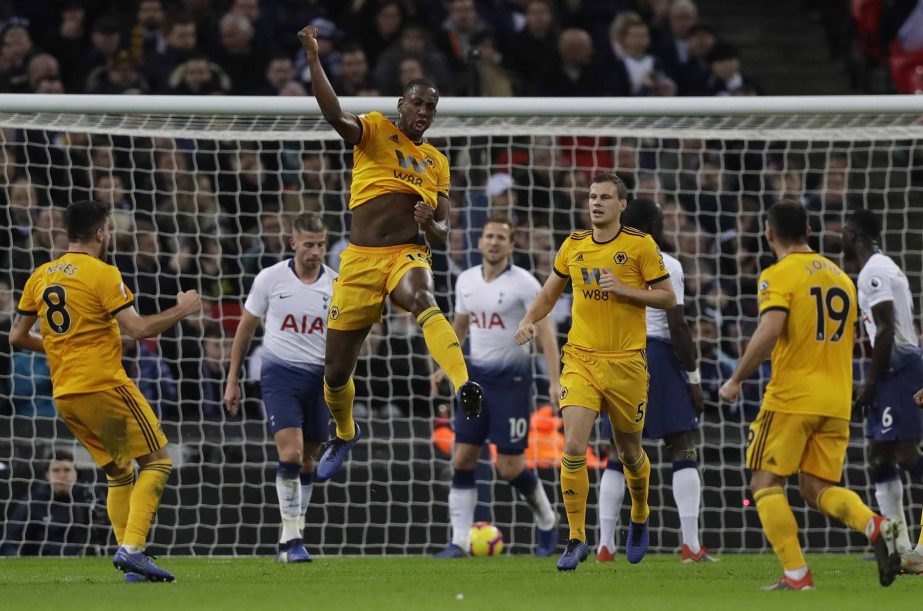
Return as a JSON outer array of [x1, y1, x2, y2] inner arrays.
[[560, 386, 568, 400], [614, 252, 628, 265], [423, 155, 435, 167], [328, 306, 340, 320]]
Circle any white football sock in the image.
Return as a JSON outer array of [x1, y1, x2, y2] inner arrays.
[[875, 478, 912, 552], [784, 566, 809, 581], [449, 487, 477, 549], [526, 482, 557, 531], [276, 473, 302, 543], [597, 468, 625, 553], [672, 467, 702, 553], [298, 482, 313, 534]]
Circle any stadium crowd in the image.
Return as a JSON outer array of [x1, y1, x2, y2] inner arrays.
[[0, 1, 885, 425]]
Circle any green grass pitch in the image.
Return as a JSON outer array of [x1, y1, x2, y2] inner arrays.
[[1, 554, 918, 611]]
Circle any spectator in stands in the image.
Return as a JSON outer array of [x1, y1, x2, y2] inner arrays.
[[11, 344, 55, 417], [693, 316, 734, 404], [653, 0, 699, 79], [366, 312, 433, 417], [229, 0, 274, 53], [0, 17, 35, 92], [541, 28, 607, 96], [197, 326, 230, 419], [213, 11, 268, 95], [806, 153, 849, 214], [242, 212, 287, 277], [706, 41, 762, 96], [168, 52, 231, 95], [117, 222, 180, 315], [0, 452, 106, 556], [333, 44, 373, 96], [122, 337, 179, 421], [677, 23, 716, 95], [372, 22, 453, 96], [27, 54, 64, 94], [470, 28, 516, 96], [41, 3, 86, 92], [506, 0, 559, 95], [436, 0, 487, 81], [92, 174, 133, 217], [357, 0, 405, 67], [609, 12, 676, 96], [130, 0, 167, 66], [87, 50, 149, 95], [79, 16, 124, 93], [145, 12, 198, 93], [252, 53, 295, 96]]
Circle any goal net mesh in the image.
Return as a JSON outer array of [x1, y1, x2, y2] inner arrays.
[[1, 106, 922, 556]]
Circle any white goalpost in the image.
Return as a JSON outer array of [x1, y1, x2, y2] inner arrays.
[[1, 94, 922, 557]]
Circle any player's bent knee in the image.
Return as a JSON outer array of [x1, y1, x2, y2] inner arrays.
[[136, 446, 171, 468]]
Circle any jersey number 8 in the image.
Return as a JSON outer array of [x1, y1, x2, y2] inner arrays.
[[42, 285, 71, 334]]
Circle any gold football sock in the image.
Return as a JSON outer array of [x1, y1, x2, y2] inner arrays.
[[561, 453, 589, 541], [323, 377, 356, 441], [754, 486, 806, 571], [624, 451, 651, 524], [417, 306, 469, 391], [816, 486, 876, 534], [123, 459, 171, 549], [106, 470, 135, 545]]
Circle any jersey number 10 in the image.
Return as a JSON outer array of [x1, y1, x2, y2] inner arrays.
[[809, 286, 850, 342]]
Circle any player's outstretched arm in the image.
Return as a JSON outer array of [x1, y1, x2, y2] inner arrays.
[[666, 305, 704, 413], [9, 313, 44, 353], [115, 290, 201, 340], [298, 25, 361, 145], [719, 309, 786, 403], [225, 310, 262, 417], [516, 273, 567, 345]]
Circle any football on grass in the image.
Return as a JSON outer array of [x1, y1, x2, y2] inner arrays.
[[469, 522, 504, 557]]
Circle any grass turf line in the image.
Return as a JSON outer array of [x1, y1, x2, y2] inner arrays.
[[0, 554, 918, 611]]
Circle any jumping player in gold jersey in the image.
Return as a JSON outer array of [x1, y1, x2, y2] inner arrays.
[[720, 200, 901, 590], [297, 25, 482, 482], [516, 172, 675, 570]]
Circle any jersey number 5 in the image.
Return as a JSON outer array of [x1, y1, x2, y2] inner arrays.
[[42, 285, 71, 334], [809, 286, 850, 342]]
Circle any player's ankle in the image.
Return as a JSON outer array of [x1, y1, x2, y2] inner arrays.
[[784, 566, 808, 581]]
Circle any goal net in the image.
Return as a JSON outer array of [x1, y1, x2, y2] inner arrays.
[[1, 95, 922, 556]]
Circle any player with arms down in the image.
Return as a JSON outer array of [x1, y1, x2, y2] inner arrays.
[[516, 173, 676, 571], [842, 208, 923, 573], [720, 200, 901, 590], [224, 213, 335, 563], [431, 216, 560, 559], [298, 25, 483, 481], [10, 200, 202, 582]]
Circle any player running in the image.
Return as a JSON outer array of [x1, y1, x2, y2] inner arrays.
[[224, 213, 334, 563], [516, 173, 675, 571], [10, 200, 201, 583], [842, 208, 923, 573], [595, 198, 714, 564], [431, 216, 560, 559], [719, 200, 901, 590], [298, 25, 482, 481]]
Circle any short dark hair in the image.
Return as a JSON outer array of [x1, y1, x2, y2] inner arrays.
[[620, 198, 659, 234], [847, 208, 882, 240], [48, 450, 74, 463], [590, 172, 628, 201], [292, 212, 325, 234], [403, 78, 439, 97], [767, 200, 809, 244], [64, 200, 111, 242]]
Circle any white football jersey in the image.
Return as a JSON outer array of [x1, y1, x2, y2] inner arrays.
[[645, 252, 685, 341], [454, 264, 541, 374], [858, 252, 919, 348], [243, 260, 336, 368]]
